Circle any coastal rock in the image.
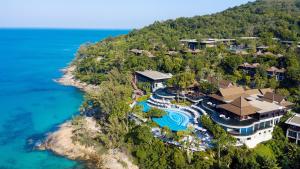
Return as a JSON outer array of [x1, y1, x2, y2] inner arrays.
[[54, 65, 99, 93], [42, 117, 138, 169]]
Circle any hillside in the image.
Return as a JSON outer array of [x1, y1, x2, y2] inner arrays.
[[70, 1, 300, 169], [74, 0, 300, 85]]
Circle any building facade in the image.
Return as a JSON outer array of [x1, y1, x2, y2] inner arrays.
[[135, 70, 172, 92], [207, 87, 292, 148], [286, 114, 300, 145]]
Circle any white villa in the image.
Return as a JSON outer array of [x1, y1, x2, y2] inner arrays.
[[135, 70, 172, 92], [286, 114, 300, 145]]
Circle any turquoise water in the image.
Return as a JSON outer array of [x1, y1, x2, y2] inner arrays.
[[153, 109, 192, 131], [137, 101, 192, 131], [137, 101, 151, 112], [0, 29, 128, 169]]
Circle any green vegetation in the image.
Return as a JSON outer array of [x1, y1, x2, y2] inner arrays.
[[146, 108, 166, 118], [71, 0, 300, 168]]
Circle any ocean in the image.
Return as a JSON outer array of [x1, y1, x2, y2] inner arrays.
[[0, 29, 129, 169]]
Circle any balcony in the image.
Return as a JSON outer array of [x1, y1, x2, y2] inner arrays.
[[200, 100, 258, 127]]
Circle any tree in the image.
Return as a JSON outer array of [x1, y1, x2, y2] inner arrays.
[[276, 88, 290, 97], [167, 71, 195, 100], [221, 55, 243, 74], [200, 115, 236, 167], [268, 77, 279, 89], [147, 108, 166, 118], [173, 149, 187, 169]]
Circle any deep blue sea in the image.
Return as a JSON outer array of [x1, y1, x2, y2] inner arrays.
[[0, 29, 129, 169]]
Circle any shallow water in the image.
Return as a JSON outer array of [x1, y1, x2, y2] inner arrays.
[[0, 29, 128, 169]]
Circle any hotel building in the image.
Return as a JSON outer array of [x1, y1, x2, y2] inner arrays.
[[207, 87, 293, 148]]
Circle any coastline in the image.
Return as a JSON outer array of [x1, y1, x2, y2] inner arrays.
[[54, 65, 99, 93], [42, 65, 138, 169]]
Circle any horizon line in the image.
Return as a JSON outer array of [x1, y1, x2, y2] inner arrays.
[[0, 27, 133, 30]]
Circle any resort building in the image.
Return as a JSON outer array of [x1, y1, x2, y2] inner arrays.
[[206, 86, 293, 148], [180, 39, 198, 50], [135, 70, 172, 92], [281, 40, 294, 47], [199, 38, 236, 48], [266, 66, 286, 81], [256, 45, 269, 53], [238, 63, 260, 77], [200, 39, 217, 48], [286, 114, 300, 145], [238, 62, 286, 81]]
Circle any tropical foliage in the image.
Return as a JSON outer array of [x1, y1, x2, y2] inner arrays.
[[71, 0, 300, 168]]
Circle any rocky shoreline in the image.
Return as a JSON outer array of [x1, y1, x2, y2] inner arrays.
[[54, 65, 99, 92], [40, 65, 138, 169]]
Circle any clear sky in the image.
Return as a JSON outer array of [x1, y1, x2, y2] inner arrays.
[[0, 0, 254, 29]]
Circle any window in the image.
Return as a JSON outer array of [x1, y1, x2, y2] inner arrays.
[[247, 137, 251, 140], [288, 130, 297, 138]]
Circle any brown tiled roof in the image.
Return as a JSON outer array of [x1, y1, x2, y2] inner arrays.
[[219, 86, 245, 97], [209, 94, 225, 102], [245, 89, 260, 95], [262, 92, 285, 103], [218, 97, 260, 116], [280, 100, 294, 107], [259, 88, 274, 95]]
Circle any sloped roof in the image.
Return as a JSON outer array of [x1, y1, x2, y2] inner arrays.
[[218, 97, 260, 116], [263, 92, 285, 103], [245, 89, 260, 95], [259, 88, 274, 95], [219, 86, 245, 97], [207, 76, 234, 89]]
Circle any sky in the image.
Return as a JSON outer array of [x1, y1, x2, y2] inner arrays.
[[0, 0, 254, 29]]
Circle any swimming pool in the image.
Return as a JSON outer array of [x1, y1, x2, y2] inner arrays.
[[137, 101, 192, 131], [137, 101, 151, 112], [153, 109, 192, 131]]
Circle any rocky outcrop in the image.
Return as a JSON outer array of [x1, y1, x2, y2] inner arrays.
[[54, 65, 99, 92], [41, 117, 138, 169]]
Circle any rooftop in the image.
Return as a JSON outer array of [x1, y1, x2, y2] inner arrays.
[[248, 99, 284, 114], [262, 92, 285, 103], [218, 97, 260, 116], [239, 62, 260, 68], [180, 39, 198, 43], [136, 70, 172, 81], [206, 76, 234, 89], [266, 66, 286, 73], [286, 114, 300, 127]]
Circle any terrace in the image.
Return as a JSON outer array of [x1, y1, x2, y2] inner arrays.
[[133, 91, 212, 151]]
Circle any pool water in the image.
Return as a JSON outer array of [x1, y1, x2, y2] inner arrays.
[[137, 101, 151, 112], [137, 101, 192, 131], [153, 109, 192, 131]]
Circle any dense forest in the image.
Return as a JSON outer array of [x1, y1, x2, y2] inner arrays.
[[71, 0, 300, 168]]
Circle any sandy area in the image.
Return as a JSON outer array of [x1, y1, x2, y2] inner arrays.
[[42, 117, 138, 169], [54, 65, 99, 92]]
